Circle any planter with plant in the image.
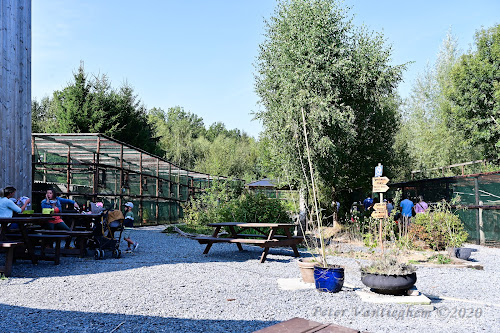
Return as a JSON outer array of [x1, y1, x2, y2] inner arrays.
[[360, 254, 417, 295], [408, 197, 471, 259]]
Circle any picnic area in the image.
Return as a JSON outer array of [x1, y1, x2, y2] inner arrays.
[[0, 226, 498, 332]]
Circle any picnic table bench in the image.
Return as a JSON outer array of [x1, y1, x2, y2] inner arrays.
[[194, 222, 303, 263], [0, 216, 54, 275], [254, 317, 361, 333]]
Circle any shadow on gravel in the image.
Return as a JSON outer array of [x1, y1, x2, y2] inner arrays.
[[4, 231, 305, 278], [0, 303, 279, 332]]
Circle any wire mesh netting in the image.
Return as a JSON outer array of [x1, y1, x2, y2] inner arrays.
[[389, 171, 500, 246], [32, 133, 239, 225]]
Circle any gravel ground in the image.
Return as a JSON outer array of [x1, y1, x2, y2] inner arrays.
[[0, 226, 499, 333]]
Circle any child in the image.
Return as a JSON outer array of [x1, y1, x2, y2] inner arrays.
[[123, 202, 138, 252]]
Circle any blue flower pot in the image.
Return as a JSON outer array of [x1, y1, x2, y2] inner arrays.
[[313, 265, 344, 293]]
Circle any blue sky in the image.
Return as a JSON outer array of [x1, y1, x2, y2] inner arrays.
[[32, 0, 500, 138]]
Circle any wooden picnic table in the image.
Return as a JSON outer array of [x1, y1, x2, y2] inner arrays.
[[20, 212, 101, 230], [43, 212, 101, 230], [0, 216, 54, 275], [19, 212, 99, 257], [195, 222, 303, 263], [254, 317, 360, 333]]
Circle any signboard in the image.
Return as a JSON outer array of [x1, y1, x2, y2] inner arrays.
[[371, 210, 387, 219], [375, 164, 383, 177], [373, 203, 387, 211], [372, 177, 389, 186], [372, 184, 389, 193]]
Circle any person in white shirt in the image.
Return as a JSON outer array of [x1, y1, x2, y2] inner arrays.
[[0, 186, 31, 217]]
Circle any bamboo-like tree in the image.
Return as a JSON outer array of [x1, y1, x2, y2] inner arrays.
[[254, 0, 406, 211]]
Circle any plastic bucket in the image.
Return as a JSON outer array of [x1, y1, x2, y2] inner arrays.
[[313, 265, 344, 293]]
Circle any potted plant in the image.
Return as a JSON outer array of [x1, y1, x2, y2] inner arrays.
[[360, 254, 416, 295], [295, 107, 344, 293], [297, 257, 320, 284]]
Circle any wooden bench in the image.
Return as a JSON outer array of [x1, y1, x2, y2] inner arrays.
[[195, 223, 304, 263], [27, 234, 70, 265], [196, 236, 303, 246], [0, 241, 24, 277], [34, 230, 93, 257]]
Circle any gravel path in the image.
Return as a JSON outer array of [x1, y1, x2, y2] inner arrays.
[[0, 226, 498, 332]]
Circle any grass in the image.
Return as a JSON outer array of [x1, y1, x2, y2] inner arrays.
[[163, 224, 216, 236]]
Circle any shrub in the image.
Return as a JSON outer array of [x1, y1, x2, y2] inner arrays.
[[409, 202, 468, 250], [361, 254, 416, 275], [183, 183, 293, 231]]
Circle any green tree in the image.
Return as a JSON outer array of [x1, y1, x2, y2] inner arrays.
[[195, 134, 260, 180], [254, 0, 405, 199], [447, 24, 500, 159], [148, 106, 206, 168], [35, 64, 158, 154], [396, 31, 481, 179]]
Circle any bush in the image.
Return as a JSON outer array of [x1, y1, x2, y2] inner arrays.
[[408, 203, 468, 250], [183, 182, 293, 231]]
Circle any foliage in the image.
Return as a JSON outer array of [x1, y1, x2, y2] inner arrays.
[[148, 107, 262, 180], [429, 254, 452, 264], [182, 180, 292, 229], [408, 200, 468, 250], [446, 24, 500, 160], [254, 0, 406, 198], [395, 31, 481, 181], [32, 64, 159, 154], [361, 253, 416, 275], [148, 106, 206, 169]]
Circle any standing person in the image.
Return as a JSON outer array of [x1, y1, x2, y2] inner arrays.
[[363, 194, 374, 211], [0, 186, 31, 217], [41, 188, 79, 230], [399, 194, 414, 236], [123, 202, 138, 252], [414, 196, 428, 214], [386, 198, 394, 216]]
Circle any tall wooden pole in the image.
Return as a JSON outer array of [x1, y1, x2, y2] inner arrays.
[[0, 1, 32, 198]]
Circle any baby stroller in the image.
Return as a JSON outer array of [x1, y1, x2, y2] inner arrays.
[[91, 209, 124, 259]]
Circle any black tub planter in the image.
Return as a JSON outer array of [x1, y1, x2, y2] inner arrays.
[[448, 247, 475, 260], [313, 265, 344, 293], [361, 272, 417, 295]]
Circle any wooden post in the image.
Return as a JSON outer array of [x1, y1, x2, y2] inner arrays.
[[0, 1, 32, 198], [66, 146, 71, 196], [478, 201, 485, 246], [119, 144, 123, 209], [156, 159, 160, 222], [474, 177, 480, 245], [139, 152, 143, 225]]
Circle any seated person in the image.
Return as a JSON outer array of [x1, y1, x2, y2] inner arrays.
[[40, 189, 79, 230], [0, 186, 31, 229]]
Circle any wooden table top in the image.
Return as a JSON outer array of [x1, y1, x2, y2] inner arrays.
[[0, 216, 54, 223], [55, 213, 101, 218], [208, 222, 296, 228]]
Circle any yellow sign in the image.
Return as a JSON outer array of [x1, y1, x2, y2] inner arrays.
[[371, 211, 387, 219], [373, 203, 387, 211], [372, 177, 390, 186], [372, 184, 389, 193]]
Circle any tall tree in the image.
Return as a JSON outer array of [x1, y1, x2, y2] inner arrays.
[[148, 106, 206, 168], [446, 24, 500, 159], [396, 31, 481, 178], [254, 0, 405, 198], [33, 64, 158, 154]]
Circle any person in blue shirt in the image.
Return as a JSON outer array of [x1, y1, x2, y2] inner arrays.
[[400, 194, 414, 218], [0, 186, 31, 217], [363, 194, 374, 211], [40, 188, 79, 230]]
